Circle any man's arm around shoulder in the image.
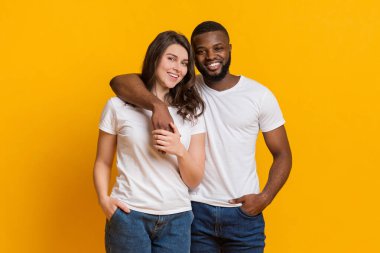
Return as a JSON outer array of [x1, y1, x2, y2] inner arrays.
[[110, 74, 173, 131]]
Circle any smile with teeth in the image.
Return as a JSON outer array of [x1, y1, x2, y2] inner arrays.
[[206, 62, 221, 71], [168, 72, 179, 78]]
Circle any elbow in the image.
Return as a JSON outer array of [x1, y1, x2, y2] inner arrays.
[[187, 166, 205, 190], [274, 148, 292, 165], [110, 75, 122, 93], [187, 181, 201, 190], [185, 176, 203, 190]]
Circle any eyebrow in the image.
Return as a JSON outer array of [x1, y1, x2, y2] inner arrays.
[[166, 53, 178, 57], [166, 53, 188, 61], [195, 43, 224, 49]]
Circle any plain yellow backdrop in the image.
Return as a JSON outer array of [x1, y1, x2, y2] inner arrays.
[[1, 0, 379, 252]]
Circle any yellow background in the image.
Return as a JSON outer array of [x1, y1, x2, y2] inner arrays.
[[1, 0, 379, 252]]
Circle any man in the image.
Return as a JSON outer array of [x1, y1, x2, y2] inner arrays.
[[110, 21, 292, 253]]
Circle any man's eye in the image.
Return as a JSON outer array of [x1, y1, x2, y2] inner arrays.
[[215, 47, 223, 51], [196, 50, 205, 55]]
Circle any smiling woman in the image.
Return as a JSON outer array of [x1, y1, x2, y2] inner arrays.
[[154, 44, 189, 92], [93, 31, 206, 253]]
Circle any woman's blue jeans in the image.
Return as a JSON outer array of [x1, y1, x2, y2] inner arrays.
[[105, 208, 193, 253]]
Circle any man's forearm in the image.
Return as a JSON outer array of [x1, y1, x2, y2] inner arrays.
[[110, 74, 174, 131], [261, 152, 292, 203], [110, 74, 163, 111]]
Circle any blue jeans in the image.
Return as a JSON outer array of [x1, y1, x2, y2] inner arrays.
[[191, 201, 266, 253], [105, 208, 193, 253]]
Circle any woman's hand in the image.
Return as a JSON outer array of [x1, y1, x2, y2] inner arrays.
[[152, 122, 186, 157], [99, 196, 130, 220]]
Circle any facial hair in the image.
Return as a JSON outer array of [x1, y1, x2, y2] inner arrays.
[[196, 52, 231, 82]]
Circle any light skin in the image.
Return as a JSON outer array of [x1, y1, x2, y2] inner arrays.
[[94, 43, 205, 220], [110, 30, 292, 216]]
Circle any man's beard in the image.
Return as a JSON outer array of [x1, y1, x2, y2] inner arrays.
[[196, 53, 231, 82]]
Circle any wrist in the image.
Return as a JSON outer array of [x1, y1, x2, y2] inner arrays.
[[152, 100, 166, 112], [260, 191, 273, 206], [176, 144, 186, 158], [98, 195, 109, 205]]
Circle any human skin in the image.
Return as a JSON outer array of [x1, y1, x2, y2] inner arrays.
[[94, 43, 205, 220], [110, 30, 292, 216]]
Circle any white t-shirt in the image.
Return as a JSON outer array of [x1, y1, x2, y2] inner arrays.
[[99, 97, 205, 215], [190, 75, 285, 207]]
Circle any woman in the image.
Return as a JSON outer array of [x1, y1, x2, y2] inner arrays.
[[93, 31, 205, 253]]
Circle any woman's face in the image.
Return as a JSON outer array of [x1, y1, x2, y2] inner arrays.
[[155, 43, 189, 90]]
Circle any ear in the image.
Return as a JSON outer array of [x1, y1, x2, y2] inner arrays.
[[229, 44, 232, 52]]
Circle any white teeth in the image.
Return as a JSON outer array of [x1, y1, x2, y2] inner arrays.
[[168, 73, 179, 78], [207, 62, 221, 70]]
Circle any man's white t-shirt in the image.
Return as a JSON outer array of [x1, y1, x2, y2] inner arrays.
[[190, 75, 285, 207], [99, 97, 205, 215]]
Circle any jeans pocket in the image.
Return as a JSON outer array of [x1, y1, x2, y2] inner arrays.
[[108, 208, 120, 224], [237, 207, 262, 219]]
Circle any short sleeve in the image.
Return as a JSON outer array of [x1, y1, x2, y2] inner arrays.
[[191, 114, 206, 135], [259, 90, 285, 132], [99, 99, 117, 135]]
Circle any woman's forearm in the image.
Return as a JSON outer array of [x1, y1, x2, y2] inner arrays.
[[177, 149, 204, 189], [93, 161, 112, 204]]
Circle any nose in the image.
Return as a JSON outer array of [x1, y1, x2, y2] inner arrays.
[[206, 49, 216, 60], [172, 62, 180, 72]]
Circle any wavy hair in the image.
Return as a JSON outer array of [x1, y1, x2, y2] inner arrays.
[[141, 31, 204, 121]]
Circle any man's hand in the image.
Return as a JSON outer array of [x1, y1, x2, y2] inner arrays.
[[152, 102, 174, 131], [110, 74, 174, 132], [229, 193, 271, 216]]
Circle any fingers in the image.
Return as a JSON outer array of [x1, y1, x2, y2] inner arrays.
[[152, 125, 180, 137], [154, 145, 167, 152], [229, 195, 245, 204], [116, 200, 130, 213], [154, 140, 168, 146], [153, 122, 172, 131], [169, 122, 179, 134], [152, 134, 169, 141], [152, 129, 172, 136]]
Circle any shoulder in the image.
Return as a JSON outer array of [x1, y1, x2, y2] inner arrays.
[[108, 96, 125, 106], [239, 76, 271, 95], [195, 75, 206, 89], [106, 97, 136, 111]]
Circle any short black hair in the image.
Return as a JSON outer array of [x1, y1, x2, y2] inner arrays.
[[191, 21, 229, 42]]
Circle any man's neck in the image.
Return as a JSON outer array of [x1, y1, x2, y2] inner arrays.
[[203, 73, 240, 91]]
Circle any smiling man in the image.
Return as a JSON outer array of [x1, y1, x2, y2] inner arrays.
[[110, 21, 292, 253]]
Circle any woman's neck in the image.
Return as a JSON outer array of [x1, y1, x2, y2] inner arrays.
[[152, 83, 169, 103]]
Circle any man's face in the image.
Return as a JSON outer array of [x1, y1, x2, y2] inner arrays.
[[192, 31, 231, 82]]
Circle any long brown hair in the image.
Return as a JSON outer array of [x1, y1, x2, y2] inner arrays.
[[141, 31, 204, 121]]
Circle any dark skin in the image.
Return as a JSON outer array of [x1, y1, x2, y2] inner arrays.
[[110, 30, 292, 216], [192, 31, 240, 91], [230, 126, 292, 215], [110, 74, 174, 132]]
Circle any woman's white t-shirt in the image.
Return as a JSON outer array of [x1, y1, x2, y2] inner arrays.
[[99, 97, 205, 215]]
